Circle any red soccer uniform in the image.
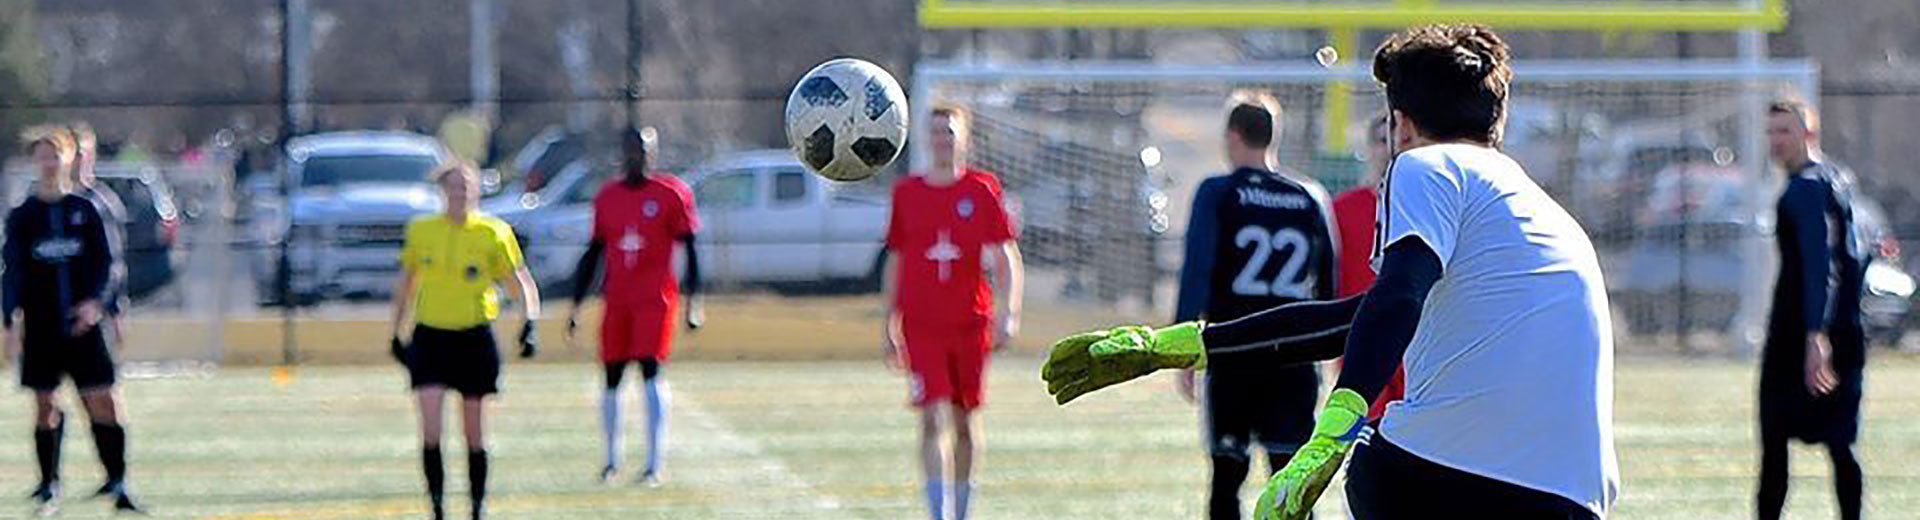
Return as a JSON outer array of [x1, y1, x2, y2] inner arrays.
[[1332, 184, 1403, 421], [886, 169, 1016, 409], [592, 174, 698, 363]]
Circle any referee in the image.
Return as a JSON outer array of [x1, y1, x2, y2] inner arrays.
[[388, 160, 541, 520]]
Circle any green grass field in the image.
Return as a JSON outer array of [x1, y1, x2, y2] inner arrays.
[[1, 355, 1916, 519]]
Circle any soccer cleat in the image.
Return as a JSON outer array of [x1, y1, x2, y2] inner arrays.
[[636, 469, 663, 488], [29, 481, 60, 516], [1256, 389, 1369, 520], [598, 465, 619, 484], [99, 482, 146, 515]]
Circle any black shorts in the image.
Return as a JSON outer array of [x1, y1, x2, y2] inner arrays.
[[1202, 364, 1318, 457], [20, 326, 117, 392], [408, 325, 501, 396], [1346, 433, 1598, 520]]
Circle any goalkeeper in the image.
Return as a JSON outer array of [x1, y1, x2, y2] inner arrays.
[[1042, 25, 1618, 520]]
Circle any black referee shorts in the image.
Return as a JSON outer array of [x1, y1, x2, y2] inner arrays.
[[1345, 433, 1597, 520], [408, 325, 501, 397], [20, 325, 117, 392]]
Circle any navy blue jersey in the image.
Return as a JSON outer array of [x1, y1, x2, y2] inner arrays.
[[1767, 160, 1869, 370], [1175, 167, 1338, 324], [3, 194, 113, 330]]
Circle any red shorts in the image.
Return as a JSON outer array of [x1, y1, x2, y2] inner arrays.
[[601, 303, 674, 363], [901, 320, 991, 409]]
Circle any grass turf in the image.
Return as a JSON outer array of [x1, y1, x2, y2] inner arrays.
[[0, 355, 1915, 519]]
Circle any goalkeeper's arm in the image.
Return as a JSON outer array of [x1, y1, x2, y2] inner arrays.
[[1332, 239, 1440, 401]]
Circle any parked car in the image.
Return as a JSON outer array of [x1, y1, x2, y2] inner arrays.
[[250, 131, 449, 304], [94, 165, 184, 301], [504, 149, 890, 295]]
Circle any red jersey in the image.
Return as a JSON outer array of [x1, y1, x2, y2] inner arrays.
[[592, 174, 699, 309], [1331, 185, 1379, 298], [886, 169, 1017, 327]]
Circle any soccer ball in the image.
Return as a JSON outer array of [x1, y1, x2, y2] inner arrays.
[[784, 58, 908, 182]]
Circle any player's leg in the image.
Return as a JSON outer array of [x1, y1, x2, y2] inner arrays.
[[948, 330, 988, 520], [638, 358, 669, 485], [71, 327, 137, 510], [600, 305, 636, 480], [460, 396, 490, 520], [1204, 372, 1254, 520], [918, 402, 950, 520], [29, 390, 63, 505], [600, 360, 629, 481], [1827, 441, 1862, 520], [416, 386, 450, 520], [1755, 399, 1790, 520], [903, 322, 957, 520]]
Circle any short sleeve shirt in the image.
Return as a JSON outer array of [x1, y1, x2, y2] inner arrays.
[[592, 175, 699, 309], [1374, 144, 1619, 516], [401, 213, 524, 330], [885, 169, 1016, 327]]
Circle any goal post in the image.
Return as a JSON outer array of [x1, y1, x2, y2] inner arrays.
[[912, 59, 1817, 349]]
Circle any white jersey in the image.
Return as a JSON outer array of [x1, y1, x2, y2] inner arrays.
[[1373, 144, 1619, 516]]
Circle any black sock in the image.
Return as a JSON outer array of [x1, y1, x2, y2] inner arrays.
[[33, 415, 65, 487], [1209, 454, 1252, 520], [423, 446, 446, 519], [468, 449, 489, 519], [91, 423, 126, 484]]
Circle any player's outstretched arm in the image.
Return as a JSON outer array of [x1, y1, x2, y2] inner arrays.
[[1042, 289, 1367, 405], [1256, 239, 1441, 520]]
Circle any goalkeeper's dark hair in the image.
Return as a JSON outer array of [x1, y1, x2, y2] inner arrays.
[[1225, 90, 1281, 148], [1372, 24, 1511, 146]]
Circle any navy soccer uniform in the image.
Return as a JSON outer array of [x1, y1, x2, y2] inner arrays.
[[4, 194, 116, 391], [1759, 159, 1869, 520], [1174, 166, 1337, 518]]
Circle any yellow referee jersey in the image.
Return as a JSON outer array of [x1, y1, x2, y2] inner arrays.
[[399, 213, 524, 330]]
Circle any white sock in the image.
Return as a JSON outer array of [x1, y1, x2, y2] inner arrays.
[[643, 378, 669, 474], [953, 481, 972, 520], [601, 389, 622, 470], [925, 479, 946, 520]]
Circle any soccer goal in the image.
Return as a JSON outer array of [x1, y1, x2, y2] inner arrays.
[[912, 59, 1818, 351]]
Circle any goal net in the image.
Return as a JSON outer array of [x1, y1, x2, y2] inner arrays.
[[913, 59, 1818, 352]]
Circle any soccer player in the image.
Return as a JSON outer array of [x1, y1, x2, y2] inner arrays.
[[67, 123, 131, 349], [1757, 99, 1866, 520], [563, 126, 703, 486], [4, 127, 143, 514], [1041, 25, 1618, 519], [1171, 91, 1337, 520], [389, 161, 541, 520], [1331, 115, 1405, 424], [883, 104, 1024, 520]]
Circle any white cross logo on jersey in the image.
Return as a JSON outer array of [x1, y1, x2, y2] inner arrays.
[[927, 229, 961, 282], [618, 226, 646, 269]]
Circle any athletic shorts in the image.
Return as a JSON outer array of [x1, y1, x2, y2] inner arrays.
[[901, 319, 990, 409], [1202, 364, 1318, 456], [601, 303, 675, 363], [1345, 432, 1598, 520], [408, 325, 502, 396], [20, 325, 116, 392]]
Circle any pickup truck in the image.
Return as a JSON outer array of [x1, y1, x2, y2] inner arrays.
[[499, 149, 891, 294], [249, 131, 450, 304]]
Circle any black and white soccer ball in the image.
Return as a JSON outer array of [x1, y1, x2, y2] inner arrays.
[[784, 58, 908, 182]]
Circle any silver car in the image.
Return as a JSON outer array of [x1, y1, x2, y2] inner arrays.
[[252, 131, 449, 304]]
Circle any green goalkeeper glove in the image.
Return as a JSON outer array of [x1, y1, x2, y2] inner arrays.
[[1040, 321, 1205, 405], [1255, 388, 1370, 520]]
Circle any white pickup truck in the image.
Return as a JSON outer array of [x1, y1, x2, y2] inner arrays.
[[496, 149, 892, 293]]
